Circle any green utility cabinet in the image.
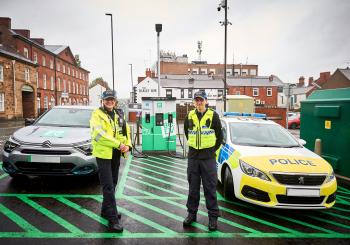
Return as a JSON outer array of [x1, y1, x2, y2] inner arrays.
[[141, 97, 177, 154], [300, 88, 350, 178]]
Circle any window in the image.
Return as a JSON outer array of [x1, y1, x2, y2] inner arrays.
[[267, 87, 272, 97], [192, 68, 199, 75], [253, 88, 259, 96], [57, 62, 60, 72], [50, 96, 55, 108], [43, 74, 47, 89], [218, 90, 223, 97], [0, 65, 4, 82], [79, 72, 82, 79], [250, 69, 257, 76], [68, 67, 70, 75], [234, 68, 240, 76], [23, 48, 29, 58], [24, 68, 30, 82], [37, 97, 40, 114], [0, 93, 4, 111], [63, 65, 66, 74], [33, 52, 38, 63], [44, 96, 48, 109], [58, 78, 61, 91], [76, 83, 79, 94], [72, 69, 74, 77], [209, 68, 216, 74], [221, 120, 227, 143], [242, 69, 248, 76], [36, 72, 39, 87], [50, 76, 54, 90], [50, 60, 54, 69], [73, 82, 75, 93], [200, 68, 207, 75], [226, 69, 232, 76], [63, 80, 67, 92], [166, 89, 172, 97], [68, 81, 71, 93], [188, 89, 193, 98], [181, 89, 184, 98], [42, 56, 46, 66]]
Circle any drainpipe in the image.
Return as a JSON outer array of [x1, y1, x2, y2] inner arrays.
[[12, 60, 16, 118], [54, 56, 58, 105]]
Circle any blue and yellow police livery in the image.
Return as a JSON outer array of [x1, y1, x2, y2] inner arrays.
[[216, 113, 337, 209]]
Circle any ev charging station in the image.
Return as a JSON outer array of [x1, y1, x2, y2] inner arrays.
[[141, 97, 177, 154]]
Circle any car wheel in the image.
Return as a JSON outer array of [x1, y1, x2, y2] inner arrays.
[[223, 167, 235, 201], [290, 123, 297, 129]]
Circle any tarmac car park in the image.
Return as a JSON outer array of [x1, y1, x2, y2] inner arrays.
[[216, 112, 337, 209]]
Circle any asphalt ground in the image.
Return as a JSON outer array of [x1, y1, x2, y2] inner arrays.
[[0, 154, 350, 244]]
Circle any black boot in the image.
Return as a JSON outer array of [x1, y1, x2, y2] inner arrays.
[[208, 216, 218, 231], [101, 211, 122, 219], [183, 213, 197, 226], [108, 220, 123, 233]]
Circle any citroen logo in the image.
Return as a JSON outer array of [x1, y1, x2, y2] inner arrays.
[[298, 176, 305, 185], [42, 140, 52, 148]]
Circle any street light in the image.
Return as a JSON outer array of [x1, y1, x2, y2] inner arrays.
[[155, 24, 162, 97], [105, 13, 115, 91], [218, 0, 231, 112], [129, 64, 134, 102]]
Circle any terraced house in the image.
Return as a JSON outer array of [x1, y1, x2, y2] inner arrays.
[[0, 17, 89, 118]]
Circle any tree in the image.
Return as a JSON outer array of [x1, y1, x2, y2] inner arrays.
[[74, 55, 81, 67]]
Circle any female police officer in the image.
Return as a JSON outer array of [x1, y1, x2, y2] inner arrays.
[[90, 90, 131, 232]]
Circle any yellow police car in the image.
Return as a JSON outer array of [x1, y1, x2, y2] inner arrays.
[[216, 112, 337, 209]]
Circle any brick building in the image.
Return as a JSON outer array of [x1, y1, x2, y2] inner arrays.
[[0, 17, 89, 116], [0, 48, 38, 119]]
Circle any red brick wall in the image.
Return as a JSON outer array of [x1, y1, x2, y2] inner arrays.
[[255, 107, 287, 128]]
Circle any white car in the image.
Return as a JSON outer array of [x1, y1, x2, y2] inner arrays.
[[216, 112, 337, 209]]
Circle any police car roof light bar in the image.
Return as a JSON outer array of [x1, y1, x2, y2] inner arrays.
[[223, 112, 242, 117]]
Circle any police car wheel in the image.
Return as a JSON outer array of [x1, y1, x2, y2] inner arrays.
[[223, 167, 234, 200]]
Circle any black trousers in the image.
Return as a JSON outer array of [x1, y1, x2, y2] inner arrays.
[[186, 157, 219, 218], [96, 149, 121, 223]]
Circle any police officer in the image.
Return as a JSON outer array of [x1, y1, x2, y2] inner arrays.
[[183, 90, 223, 231], [90, 90, 132, 232]]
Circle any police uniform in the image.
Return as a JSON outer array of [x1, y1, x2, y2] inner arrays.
[[184, 92, 223, 231], [90, 91, 131, 232]]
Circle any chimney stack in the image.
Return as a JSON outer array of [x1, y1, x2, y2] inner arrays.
[[31, 38, 45, 45], [308, 77, 314, 87], [298, 76, 305, 87], [269, 75, 274, 82], [13, 29, 30, 38], [0, 17, 11, 29], [145, 68, 152, 78]]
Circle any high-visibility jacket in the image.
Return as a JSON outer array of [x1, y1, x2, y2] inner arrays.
[[90, 108, 131, 159], [187, 109, 216, 149]]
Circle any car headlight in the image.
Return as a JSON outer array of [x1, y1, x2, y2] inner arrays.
[[239, 159, 271, 181], [75, 143, 93, 156], [4, 138, 20, 153], [325, 171, 336, 183]]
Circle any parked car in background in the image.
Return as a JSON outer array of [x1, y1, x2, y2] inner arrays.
[[2, 106, 97, 178], [288, 114, 300, 129]]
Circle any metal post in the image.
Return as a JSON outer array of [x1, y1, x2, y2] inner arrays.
[[223, 0, 227, 112], [155, 24, 162, 97], [129, 64, 133, 102], [106, 13, 115, 91]]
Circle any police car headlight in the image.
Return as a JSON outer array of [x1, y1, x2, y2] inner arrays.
[[239, 160, 271, 181], [326, 171, 335, 183], [4, 138, 20, 153], [75, 143, 93, 156]]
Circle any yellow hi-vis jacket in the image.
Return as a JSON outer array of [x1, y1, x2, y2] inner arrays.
[[187, 109, 216, 149], [90, 108, 132, 159]]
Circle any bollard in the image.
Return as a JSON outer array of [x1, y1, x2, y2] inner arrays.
[[314, 138, 322, 156]]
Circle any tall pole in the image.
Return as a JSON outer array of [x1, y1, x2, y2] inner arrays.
[[129, 64, 133, 102], [224, 0, 227, 112], [106, 13, 115, 91], [155, 24, 162, 97]]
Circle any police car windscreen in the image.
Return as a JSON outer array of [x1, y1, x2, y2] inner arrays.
[[229, 122, 299, 147], [36, 108, 93, 128]]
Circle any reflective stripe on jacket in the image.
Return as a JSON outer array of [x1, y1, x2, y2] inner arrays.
[[90, 108, 131, 159], [187, 109, 216, 149]]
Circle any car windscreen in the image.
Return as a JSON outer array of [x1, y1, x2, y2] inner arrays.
[[229, 122, 300, 147], [35, 108, 93, 128]]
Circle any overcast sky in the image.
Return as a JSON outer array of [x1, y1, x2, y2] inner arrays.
[[1, 0, 350, 98]]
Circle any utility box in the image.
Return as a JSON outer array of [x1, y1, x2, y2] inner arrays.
[[216, 95, 254, 115], [141, 97, 177, 154], [300, 88, 350, 178]]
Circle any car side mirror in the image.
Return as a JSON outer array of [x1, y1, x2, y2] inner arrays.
[[25, 118, 36, 126], [298, 139, 306, 145]]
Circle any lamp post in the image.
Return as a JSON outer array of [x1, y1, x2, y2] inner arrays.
[[105, 13, 115, 91], [218, 0, 231, 112], [129, 64, 134, 102], [155, 24, 162, 97]]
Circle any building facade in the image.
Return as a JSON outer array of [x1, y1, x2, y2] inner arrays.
[[0, 17, 89, 116]]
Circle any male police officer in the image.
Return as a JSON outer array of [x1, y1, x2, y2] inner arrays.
[[90, 90, 132, 232], [183, 91, 223, 231]]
